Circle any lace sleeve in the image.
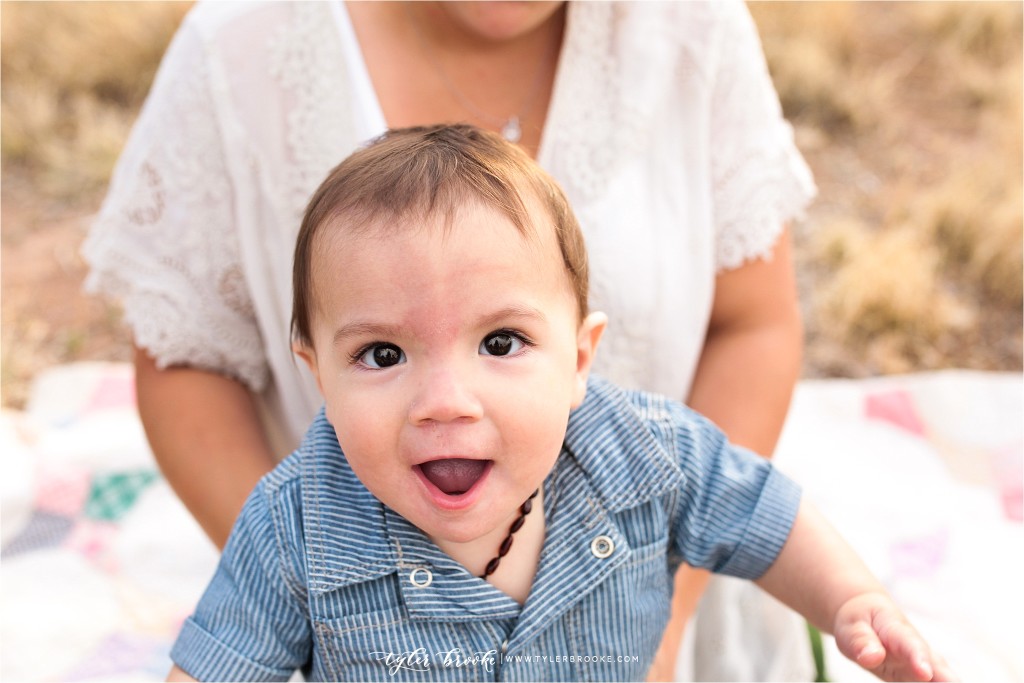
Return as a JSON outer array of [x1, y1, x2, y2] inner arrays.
[[82, 15, 268, 391], [710, 2, 816, 272]]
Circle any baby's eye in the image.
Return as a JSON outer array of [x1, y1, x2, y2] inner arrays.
[[358, 343, 406, 369], [480, 332, 526, 357]]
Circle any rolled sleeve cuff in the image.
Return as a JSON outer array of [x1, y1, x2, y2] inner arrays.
[[718, 467, 802, 580], [171, 617, 293, 682]]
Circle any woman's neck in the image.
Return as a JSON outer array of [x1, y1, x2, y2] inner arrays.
[[345, 1, 564, 158]]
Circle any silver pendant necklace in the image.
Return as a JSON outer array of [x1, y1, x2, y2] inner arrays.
[[406, 6, 555, 144], [500, 117, 523, 145]]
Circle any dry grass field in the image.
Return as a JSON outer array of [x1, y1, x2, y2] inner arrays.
[[750, 2, 1023, 378], [1, 1, 1022, 408]]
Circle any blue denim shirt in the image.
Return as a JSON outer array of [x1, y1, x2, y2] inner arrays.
[[171, 376, 801, 681]]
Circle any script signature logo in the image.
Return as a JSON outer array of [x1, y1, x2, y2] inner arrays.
[[437, 647, 497, 673], [370, 648, 431, 675], [370, 647, 499, 676]]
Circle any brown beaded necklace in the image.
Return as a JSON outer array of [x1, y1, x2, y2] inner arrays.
[[480, 489, 540, 579]]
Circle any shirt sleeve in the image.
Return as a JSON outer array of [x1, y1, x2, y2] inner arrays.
[[80, 11, 269, 391], [170, 482, 311, 681], [669, 404, 802, 580], [709, 1, 817, 272]]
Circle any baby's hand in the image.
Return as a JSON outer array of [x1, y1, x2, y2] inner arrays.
[[833, 593, 957, 681]]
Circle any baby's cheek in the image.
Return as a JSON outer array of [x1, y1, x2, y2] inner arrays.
[[329, 407, 381, 462], [506, 403, 567, 469]]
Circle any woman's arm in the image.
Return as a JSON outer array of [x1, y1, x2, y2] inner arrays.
[[647, 227, 802, 681], [686, 224, 803, 454], [135, 346, 277, 549]]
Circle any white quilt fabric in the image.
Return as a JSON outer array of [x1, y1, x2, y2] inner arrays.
[[1, 363, 1020, 681]]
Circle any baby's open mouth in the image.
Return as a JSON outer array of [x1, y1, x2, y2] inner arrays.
[[418, 459, 490, 496]]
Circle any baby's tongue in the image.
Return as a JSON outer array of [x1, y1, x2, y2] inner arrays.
[[420, 459, 487, 495]]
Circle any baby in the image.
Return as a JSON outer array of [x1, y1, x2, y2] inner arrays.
[[168, 124, 952, 682]]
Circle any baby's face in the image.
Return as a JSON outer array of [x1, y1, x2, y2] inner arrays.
[[297, 201, 604, 548]]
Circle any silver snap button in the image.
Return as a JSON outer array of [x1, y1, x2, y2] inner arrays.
[[409, 567, 433, 588], [591, 535, 615, 559]]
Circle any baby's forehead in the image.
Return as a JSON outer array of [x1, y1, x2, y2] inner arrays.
[[316, 194, 560, 259]]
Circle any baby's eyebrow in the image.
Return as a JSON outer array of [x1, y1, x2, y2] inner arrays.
[[332, 321, 404, 347], [477, 304, 548, 329], [331, 305, 548, 347]]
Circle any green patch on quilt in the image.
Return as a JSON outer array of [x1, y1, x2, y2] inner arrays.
[[84, 471, 159, 521]]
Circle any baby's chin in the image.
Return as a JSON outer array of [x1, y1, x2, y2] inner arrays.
[[425, 525, 495, 547], [410, 522, 502, 562], [413, 496, 525, 547]]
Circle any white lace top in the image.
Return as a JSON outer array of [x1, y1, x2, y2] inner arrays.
[[83, 1, 815, 455]]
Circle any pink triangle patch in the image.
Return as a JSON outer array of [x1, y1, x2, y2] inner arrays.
[[865, 390, 926, 436], [84, 373, 136, 413]]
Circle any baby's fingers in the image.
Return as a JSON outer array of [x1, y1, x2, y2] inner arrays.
[[837, 619, 886, 670], [834, 594, 958, 682], [881, 624, 960, 681], [930, 654, 959, 682], [878, 619, 934, 680]]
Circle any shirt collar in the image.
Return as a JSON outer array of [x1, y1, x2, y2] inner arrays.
[[300, 376, 685, 594], [299, 410, 397, 594], [563, 375, 686, 512]]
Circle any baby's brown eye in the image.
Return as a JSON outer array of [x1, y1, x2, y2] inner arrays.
[[359, 343, 405, 368], [480, 333, 522, 357]]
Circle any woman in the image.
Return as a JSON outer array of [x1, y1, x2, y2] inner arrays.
[[84, 2, 815, 679]]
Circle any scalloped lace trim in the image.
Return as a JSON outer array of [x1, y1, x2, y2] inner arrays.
[[715, 142, 816, 271], [269, 1, 354, 215], [710, 4, 816, 270], [82, 19, 268, 391]]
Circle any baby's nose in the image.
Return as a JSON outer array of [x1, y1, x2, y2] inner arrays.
[[407, 365, 484, 425]]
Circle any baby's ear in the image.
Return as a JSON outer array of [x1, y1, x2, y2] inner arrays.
[[572, 312, 607, 408], [292, 342, 325, 397]]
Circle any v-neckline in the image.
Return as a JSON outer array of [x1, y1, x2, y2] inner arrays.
[[329, 0, 574, 163]]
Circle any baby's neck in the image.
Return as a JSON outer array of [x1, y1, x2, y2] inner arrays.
[[433, 488, 546, 605]]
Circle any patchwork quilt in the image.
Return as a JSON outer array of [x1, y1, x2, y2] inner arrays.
[[774, 371, 1023, 681], [1, 363, 1020, 681]]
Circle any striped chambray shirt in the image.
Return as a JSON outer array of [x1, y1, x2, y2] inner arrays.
[[171, 376, 801, 681]]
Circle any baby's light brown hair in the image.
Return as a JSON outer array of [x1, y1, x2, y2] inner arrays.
[[291, 124, 589, 349]]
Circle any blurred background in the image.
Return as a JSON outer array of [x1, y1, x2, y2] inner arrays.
[[1, 1, 1020, 409], [0, 3, 1021, 682]]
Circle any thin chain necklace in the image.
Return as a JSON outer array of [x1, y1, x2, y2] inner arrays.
[[481, 488, 539, 579], [405, 5, 556, 144]]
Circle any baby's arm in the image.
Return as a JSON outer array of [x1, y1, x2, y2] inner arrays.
[[755, 501, 956, 681], [166, 470, 311, 681], [167, 665, 198, 682]]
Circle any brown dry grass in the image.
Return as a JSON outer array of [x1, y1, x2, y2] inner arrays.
[[1, 1, 190, 200], [1, 1, 1021, 407], [750, 1, 1023, 377], [1, 1, 189, 406]]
